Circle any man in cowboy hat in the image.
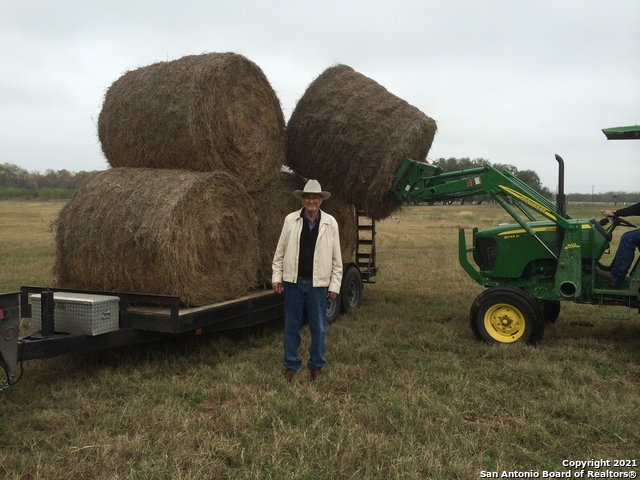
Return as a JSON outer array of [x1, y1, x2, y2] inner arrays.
[[272, 179, 343, 382]]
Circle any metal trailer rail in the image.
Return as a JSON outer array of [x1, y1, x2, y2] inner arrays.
[[19, 286, 286, 358], [0, 287, 286, 390]]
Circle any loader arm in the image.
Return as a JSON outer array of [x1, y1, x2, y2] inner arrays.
[[391, 158, 568, 228], [390, 158, 587, 299]]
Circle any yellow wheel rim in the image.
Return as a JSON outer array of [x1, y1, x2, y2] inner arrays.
[[484, 303, 525, 343]]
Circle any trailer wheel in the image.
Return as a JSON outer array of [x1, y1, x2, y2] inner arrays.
[[326, 296, 340, 323], [470, 286, 545, 345], [539, 300, 560, 324], [340, 267, 363, 313]]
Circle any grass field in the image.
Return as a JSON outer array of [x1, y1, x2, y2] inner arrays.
[[1, 200, 639, 479]]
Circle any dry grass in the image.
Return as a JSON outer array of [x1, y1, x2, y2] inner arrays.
[[1, 202, 639, 479], [0, 201, 60, 292]]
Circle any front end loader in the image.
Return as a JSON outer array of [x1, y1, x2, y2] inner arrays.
[[390, 129, 639, 344]]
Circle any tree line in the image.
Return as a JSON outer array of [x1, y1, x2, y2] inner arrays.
[[0, 159, 636, 203], [432, 157, 551, 201], [0, 163, 95, 199], [430, 157, 637, 205]]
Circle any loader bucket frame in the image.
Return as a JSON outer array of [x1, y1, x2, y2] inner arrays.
[[602, 125, 640, 140]]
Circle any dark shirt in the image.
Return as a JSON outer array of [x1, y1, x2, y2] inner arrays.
[[298, 209, 320, 279], [615, 201, 640, 218]]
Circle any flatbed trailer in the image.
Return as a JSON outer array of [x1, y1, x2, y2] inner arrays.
[[10, 287, 286, 360], [1, 214, 377, 390]]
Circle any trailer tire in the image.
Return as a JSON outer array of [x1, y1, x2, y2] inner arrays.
[[470, 286, 545, 345], [326, 296, 340, 323], [340, 267, 363, 313]]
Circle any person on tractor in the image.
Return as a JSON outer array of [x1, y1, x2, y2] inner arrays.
[[596, 201, 640, 287]]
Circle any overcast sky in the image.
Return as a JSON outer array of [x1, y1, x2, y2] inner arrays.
[[2, 0, 639, 194]]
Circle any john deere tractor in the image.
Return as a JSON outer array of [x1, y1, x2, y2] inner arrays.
[[390, 125, 640, 344]]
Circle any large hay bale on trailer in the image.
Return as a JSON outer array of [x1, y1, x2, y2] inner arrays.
[[286, 64, 437, 220], [252, 171, 306, 287], [252, 171, 358, 287], [98, 53, 285, 193], [322, 197, 356, 262], [53, 168, 259, 307]]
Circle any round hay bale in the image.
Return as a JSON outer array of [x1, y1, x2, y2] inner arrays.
[[98, 52, 286, 193], [252, 171, 306, 287], [53, 168, 259, 307], [286, 64, 437, 220], [322, 197, 356, 262], [251, 170, 356, 287]]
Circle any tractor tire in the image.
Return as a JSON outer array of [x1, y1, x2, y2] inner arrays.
[[326, 295, 340, 323], [340, 267, 363, 313], [470, 286, 545, 345]]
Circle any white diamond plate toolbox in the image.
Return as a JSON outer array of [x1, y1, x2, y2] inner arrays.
[[30, 292, 120, 335]]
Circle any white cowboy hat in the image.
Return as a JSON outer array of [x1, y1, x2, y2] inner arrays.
[[294, 179, 331, 200]]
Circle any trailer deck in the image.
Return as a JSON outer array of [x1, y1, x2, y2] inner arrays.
[[5, 286, 284, 364]]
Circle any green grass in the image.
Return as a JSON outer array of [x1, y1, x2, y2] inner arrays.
[[1, 201, 639, 479]]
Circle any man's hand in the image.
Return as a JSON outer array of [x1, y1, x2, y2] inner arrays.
[[272, 282, 282, 294], [328, 291, 338, 300], [601, 209, 615, 218]]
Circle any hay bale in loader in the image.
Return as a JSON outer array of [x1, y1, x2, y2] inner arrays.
[[286, 64, 437, 220], [98, 52, 285, 193], [252, 171, 358, 288], [53, 168, 259, 307]]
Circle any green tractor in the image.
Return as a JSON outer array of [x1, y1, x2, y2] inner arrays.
[[390, 125, 640, 344]]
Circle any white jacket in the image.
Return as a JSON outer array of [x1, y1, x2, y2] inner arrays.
[[272, 209, 343, 293]]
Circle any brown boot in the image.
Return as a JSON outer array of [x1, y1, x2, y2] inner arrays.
[[596, 266, 617, 287], [283, 368, 296, 383], [310, 369, 324, 381]]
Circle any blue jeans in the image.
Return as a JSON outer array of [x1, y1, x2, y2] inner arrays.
[[610, 228, 640, 285], [282, 278, 328, 371]]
